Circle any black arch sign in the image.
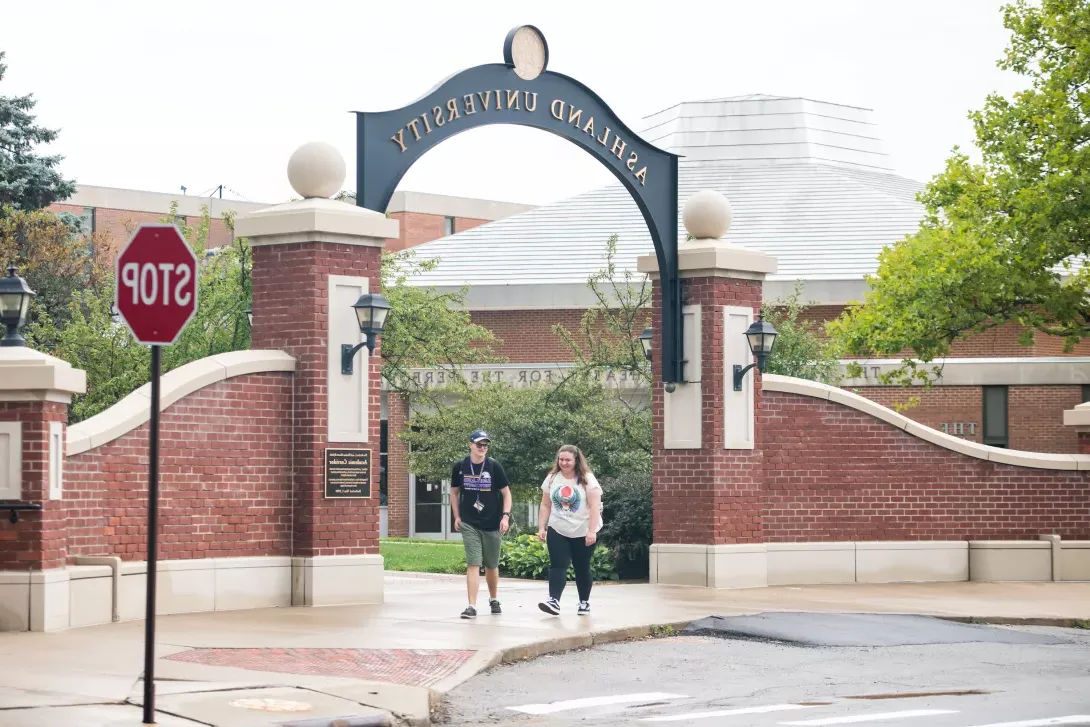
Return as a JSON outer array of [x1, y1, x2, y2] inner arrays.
[[353, 26, 683, 383]]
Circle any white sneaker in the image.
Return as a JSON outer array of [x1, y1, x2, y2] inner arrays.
[[578, 601, 590, 615]]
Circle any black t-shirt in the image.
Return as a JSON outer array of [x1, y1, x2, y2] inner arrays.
[[450, 456, 510, 531]]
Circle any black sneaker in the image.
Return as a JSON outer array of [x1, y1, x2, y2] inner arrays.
[[538, 597, 560, 615], [578, 601, 590, 615], [460, 606, 477, 619], [489, 599, 502, 614]]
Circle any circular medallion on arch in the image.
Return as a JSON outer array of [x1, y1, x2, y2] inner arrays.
[[504, 25, 549, 81]]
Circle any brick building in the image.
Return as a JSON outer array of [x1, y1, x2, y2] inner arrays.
[[382, 95, 1090, 539]]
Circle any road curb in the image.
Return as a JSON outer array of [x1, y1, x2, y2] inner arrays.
[[937, 615, 1090, 628], [422, 620, 693, 723]]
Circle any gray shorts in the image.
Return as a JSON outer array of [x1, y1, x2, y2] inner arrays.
[[460, 522, 501, 569]]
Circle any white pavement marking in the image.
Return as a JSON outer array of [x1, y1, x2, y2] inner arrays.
[[507, 692, 689, 715], [641, 704, 813, 722], [781, 710, 959, 725], [961, 718, 1090, 727]]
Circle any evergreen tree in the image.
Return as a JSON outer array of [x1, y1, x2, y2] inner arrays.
[[0, 51, 75, 212]]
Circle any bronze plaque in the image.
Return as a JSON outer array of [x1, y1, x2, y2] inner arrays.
[[324, 448, 372, 499]]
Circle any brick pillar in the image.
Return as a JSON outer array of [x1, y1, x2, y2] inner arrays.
[[386, 392, 410, 538], [0, 347, 87, 630], [637, 190, 777, 588], [236, 145, 399, 606]]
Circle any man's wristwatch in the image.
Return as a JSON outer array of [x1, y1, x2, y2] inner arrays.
[[501, 512, 510, 518]]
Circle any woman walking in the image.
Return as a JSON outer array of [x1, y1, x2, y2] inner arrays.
[[537, 444, 603, 616]]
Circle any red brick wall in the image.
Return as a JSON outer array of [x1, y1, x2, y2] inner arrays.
[[0, 402, 68, 570], [798, 305, 1090, 358], [47, 205, 235, 260], [469, 309, 585, 363], [64, 373, 294, 561], [854, 387, 984, 444], [385, 212, 490, 252], [251, 241, 383, 557], [1009, 386, 1083, 452], [386, 393, 410, 538], [849, 385, 1082, 453], [651, 278, 765, 546], [760, 391, 1090, 541]]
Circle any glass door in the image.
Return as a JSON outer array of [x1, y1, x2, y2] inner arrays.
[[411, 476, 460, 539]]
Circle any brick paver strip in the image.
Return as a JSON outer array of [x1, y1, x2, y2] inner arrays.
[[165, 648, 475, 687]]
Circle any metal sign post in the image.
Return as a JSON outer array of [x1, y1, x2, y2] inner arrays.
[[113, 223, 198, 725], [143, 344, 161, 724]]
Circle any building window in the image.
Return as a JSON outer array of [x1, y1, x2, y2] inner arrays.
[[379, 420, 388, 507], [1082, 384, 1090, 403], [982, 385, 1009, 448], [443, 216, 455, 236]]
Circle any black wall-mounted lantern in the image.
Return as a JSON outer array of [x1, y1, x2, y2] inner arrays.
[[244, 305, 253, 329], [0, 266, 35, 348], [639, 327, 653, 361], [733, 314, 778, 391], [341, 293, 392, 375]]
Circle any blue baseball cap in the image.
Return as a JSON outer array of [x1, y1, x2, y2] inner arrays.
[[469, 430, 491, 444]]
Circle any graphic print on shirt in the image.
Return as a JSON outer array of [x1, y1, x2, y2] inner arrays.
[[462, 468, 492, 492], [552, 482, 582, 513]]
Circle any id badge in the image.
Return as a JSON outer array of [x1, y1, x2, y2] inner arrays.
[[473, 498, 485, 513]]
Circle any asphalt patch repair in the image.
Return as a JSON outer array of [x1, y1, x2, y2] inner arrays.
[[683, 612, 1072, 647]]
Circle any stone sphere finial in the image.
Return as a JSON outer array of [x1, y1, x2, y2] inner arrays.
[[287, 142, 346, 199], [682, 189, 733, 240]]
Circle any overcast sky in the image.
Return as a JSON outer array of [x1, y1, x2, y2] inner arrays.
[[1, 0, 1023, 207]]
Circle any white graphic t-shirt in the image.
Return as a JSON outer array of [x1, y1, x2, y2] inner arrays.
[[542, 472, 603, 538]]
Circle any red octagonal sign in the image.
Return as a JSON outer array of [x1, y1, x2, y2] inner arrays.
[[115, 224, 198, 345]]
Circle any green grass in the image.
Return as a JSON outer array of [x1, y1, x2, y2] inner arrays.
[[380, 538, 467, 574]]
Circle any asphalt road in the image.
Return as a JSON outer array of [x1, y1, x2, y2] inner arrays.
[[440, 614, 1090, 727]]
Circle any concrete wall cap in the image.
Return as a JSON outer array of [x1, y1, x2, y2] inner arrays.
[[67, 350, 295, 456], [968, 540, 1051, 549], [1063, 401, 1090, 427], [236, 197, 399, 243], [648, 543, 710, 554], [215, 557, 292, 569], [765, 374, 1090, 470], [291, 554, 384, 567], [854, 541, 968, 550], [766, 541, 855, 551], [707, 543, 767, 554], [0, 346, 87, 398], [67, 565, 114, 579]]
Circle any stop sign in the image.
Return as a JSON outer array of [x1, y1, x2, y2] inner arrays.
[[115, 223, 198, 345]]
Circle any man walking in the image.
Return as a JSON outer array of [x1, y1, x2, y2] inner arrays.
[[451, 430, 512, 619]]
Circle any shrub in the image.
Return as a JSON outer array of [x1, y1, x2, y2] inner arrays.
[[599, 472, 652, 579], [499, 534, 617, 581]]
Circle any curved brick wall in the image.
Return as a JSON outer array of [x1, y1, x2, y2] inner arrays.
[[64, 372, 294, 562], [761, 389, 1090, 542]]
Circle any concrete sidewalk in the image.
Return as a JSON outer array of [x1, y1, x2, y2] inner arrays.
[[0, 574, 1087, 726]]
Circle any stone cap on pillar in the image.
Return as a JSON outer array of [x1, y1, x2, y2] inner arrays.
[[0, 346, 87, 403], [637, 189, 778, 280], [235, 141, 399, 246], [1063, 401, 1090, 430]]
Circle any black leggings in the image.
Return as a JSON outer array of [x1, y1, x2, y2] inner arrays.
[[546, 527, 597, 602]]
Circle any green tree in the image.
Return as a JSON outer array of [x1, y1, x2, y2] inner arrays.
[[32, 204, 251, 421], [0, 51, 75, 212], [379, 248, 504, 404], [830, 0, 1090, 380], [552, 234, 651, 389], [0, 206, 115, 335], [762, 282, 843, 384], [401, 375, 650, 486]]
